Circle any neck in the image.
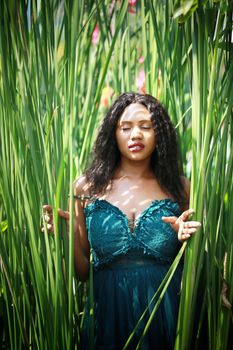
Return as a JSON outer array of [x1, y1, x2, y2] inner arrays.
[[114, 157, 153, 179]]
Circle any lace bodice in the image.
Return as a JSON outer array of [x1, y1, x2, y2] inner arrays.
[[84, 198, 182, 269]]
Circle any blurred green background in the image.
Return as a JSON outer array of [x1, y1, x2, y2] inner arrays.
[[0, 1, 232, 349]]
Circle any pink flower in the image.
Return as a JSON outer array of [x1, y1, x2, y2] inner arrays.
[[138, 56, 144, 64], [92, 25, 99, 45], [136, 69, 146, 94], [128, 7, 136, 14], [128, 0, 136, 13]]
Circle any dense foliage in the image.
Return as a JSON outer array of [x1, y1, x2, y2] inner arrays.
[[0, 1, 232, 349]]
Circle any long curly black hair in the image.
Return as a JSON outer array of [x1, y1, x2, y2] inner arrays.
[[85, 92, 186, 205]]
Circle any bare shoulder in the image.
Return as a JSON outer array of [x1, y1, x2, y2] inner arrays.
[[73, 175, 93, 208], [74, 175, 91, 196], [180, 176, 190, 201], [181, 176, 190, 191]]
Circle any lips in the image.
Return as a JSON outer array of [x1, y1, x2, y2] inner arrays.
[[128, 142, 145, 152]]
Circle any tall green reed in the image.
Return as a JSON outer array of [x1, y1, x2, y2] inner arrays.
[[0, 0, 232, 349], [0, 0, 128, 348], [173, 3, 233, 349]]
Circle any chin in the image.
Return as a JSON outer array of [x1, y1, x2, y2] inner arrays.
[[129, 154, 152, 161]]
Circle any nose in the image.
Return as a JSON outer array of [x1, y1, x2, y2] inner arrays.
[[130, 126, 143, 140]]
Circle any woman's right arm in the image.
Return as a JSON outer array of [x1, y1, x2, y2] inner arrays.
[[42, 175, 91, 282], [72, 175, 91, 281]]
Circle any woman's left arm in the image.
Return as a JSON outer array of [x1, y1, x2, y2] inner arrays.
[[162, 177, 201, 242]]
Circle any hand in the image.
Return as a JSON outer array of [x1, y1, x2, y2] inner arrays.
[[162, 208, 201, 242], [42, 204, 70, 234]]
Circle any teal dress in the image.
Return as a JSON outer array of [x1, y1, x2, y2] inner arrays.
[[84, 198, 182, 350]]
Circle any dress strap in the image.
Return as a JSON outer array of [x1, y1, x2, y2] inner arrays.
[[72, 194, 97, 207], [73, 195, 93, 200], [68, 194, 95, 203]]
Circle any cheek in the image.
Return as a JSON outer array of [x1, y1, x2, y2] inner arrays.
[[115, 131, 127, 151], [147, 133, 156, 150]]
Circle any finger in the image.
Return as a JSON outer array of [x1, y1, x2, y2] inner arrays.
[[43, 204, 53, 213], [178, 221, 184, 241], [179, 234, 191, 242], [178, 226, 191, 242], [179, 208, 195, 221], [58, 208, 70, 220], [183, 221, 201, 229], [162, 216, 177, 224], [178, 222, 201, 242], [41, 223, 54, 233], [43, 214, 53, 224], [183, 228, 198, 235]]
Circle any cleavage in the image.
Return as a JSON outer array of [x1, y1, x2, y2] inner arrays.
[[127, 211, 136, 233]]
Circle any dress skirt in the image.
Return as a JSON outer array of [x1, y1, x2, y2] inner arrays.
[[83, 255, 183, 350]]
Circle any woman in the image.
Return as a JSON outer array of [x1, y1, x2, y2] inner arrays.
[[43, 92, 201, 349]]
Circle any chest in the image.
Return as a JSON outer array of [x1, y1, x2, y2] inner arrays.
[[98, 178, 171, 222], [84, 199, 181, 268]]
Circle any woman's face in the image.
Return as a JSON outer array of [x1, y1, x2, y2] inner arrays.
[[115, 103, 156, 161]]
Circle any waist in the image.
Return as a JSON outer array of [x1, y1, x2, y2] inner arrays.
[[97, 254, 164, 270]]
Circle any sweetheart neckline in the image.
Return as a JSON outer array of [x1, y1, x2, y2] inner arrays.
[[85, 198, 180, 226]]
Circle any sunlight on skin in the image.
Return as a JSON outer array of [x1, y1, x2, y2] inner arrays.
[[98, 183, 165, 220], [119, 103, 152, 123], [116, 104, 156, 162], [86, 104, 172, 221], [121, 190, 130, 196]]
